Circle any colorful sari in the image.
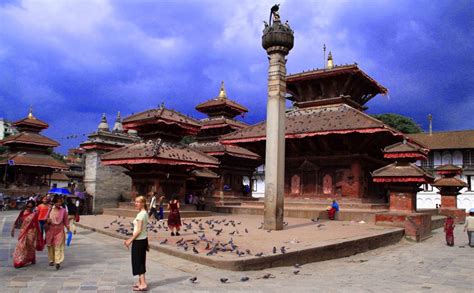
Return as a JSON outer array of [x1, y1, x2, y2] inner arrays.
[[45, 207, 68, 265], [12, 210, 44, 268], [444, 217, 455, 246]]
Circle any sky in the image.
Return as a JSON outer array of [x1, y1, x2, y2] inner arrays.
[[0, 0, 473, 153]]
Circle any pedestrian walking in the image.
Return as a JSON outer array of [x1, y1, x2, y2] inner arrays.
[[66, 198, 78, 235], [37, 195, 50, 237], [158, 195, 165, 221], [444, 216, 455, 246], [167, 195, 181, 236], [124, 196, 149, 291], [148, 192, 158, 219], [11, 200, 44, 268], [45, 196, 70, 270], [464, 209, 474, 247]]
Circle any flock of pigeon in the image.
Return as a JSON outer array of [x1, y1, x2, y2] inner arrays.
[[101, 216, 322, 284], [102, 216, 316, 258]]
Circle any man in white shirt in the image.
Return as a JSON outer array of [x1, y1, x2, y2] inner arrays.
[[148, 193, 158, 219]]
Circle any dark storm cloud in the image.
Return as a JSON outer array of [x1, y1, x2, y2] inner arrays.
[[0, 0, 472, 152]]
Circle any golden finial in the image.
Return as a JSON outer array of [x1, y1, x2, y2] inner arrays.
[[327, 51, 334, 70], [28, 105, 35, 119], [218, 81, 227, 99]]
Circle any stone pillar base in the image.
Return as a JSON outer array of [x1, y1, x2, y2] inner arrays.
[[389, 190, 417, 213], [440, 195, 457, 209], [440, 208, 466, 224], [375, 212, 432, 242]]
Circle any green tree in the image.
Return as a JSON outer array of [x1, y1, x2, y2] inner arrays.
[[372, 113, 422, 134]]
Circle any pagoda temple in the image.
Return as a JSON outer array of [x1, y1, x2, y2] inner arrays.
[[101, 105, 219, 200], [190, 82, 261, 205], [221, 57, 416, 202], [0, 108, 68, 196], [80, 112, 140, 212]]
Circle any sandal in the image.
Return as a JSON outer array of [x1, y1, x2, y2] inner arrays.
[[133, 287, 148, 291]]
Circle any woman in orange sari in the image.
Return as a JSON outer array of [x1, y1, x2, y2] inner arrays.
[[11, 200, 44, 268]]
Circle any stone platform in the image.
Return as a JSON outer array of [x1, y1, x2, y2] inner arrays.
[[77, 214, 404, 271], [213, 199, 389, 223]]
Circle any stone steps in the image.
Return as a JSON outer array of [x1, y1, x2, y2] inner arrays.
[[212, 205, 383, 223], [240, 200, 389, 210], [102, 208, 212, 218]]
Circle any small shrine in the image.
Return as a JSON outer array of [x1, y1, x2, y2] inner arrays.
[[372, 140, 434, 241], [432, 164, 467, 223], [191, 82, 261, 205]]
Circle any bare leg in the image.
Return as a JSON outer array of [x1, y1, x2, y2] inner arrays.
[[139, 274, 147, 289]]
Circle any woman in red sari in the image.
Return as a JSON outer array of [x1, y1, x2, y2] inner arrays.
[[11, 200, 44, 268], [444, 216, 455, 246], [167, 195, 181, 236]]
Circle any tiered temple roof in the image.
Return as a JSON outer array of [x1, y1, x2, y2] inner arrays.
[[101, 106, 219, 169], [221, 103, 401, 144], [0, 109, 67, 170], [195, 81, 248, 119]]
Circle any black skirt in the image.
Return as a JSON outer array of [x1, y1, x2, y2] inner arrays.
[[131, 238, 148, 276]]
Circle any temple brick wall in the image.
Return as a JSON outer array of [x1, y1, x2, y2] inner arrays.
[[84, 151, 132, 213]]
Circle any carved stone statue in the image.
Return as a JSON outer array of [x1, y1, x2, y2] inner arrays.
[[269, 4, 280, 25]]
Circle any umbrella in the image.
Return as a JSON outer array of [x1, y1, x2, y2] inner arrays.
[[48, 188, 72, 196]]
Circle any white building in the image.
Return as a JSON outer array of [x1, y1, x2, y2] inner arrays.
[[0, 118, 17, 140], [409, 130, 474, 212], [243, 164, 265, 198]]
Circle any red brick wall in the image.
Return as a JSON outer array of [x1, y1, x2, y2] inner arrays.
[[389, 191, 416, 212], [440, 195, 457, 209]]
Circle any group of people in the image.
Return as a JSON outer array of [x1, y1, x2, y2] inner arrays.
[[444, 209, 474, 247], [10, 194, 78, 269]]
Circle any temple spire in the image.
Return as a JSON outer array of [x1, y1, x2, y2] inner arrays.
[[327, 51, 334, 69], [218, 81, 227, 99], [98, 113, 110, 132], [28, 105, 35, 119], [113, 111, 123, 132]]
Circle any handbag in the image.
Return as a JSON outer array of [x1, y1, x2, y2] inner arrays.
[[75, 214, 80, 223]]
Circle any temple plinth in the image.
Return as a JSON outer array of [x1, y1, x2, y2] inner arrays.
[[262, 5, 294, 230], [433, 164, 467, 223], [372, 140, 434, 241]]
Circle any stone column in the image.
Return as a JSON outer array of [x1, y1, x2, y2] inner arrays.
[[261, 7, 294, 230], [264, 48, 288, 230]]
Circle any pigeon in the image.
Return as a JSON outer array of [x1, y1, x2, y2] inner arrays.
[[255, 252, 263, 257], [294, 263, 301, 268], [104, 226, 109, 229], [193, 246, 199, 254], [229, 231, 236, 235], [189, 276, 197, 283], [311, 217, 320, 223], [220, 278, 228, 283], [245, 249, 251, 255], [267, 230, 271, 233], [205, 242, 210, 250], [317, 224, 324, 228], [245, 228, 249, 233], [240, 276, 250, 282], [273, 246, 277, 254], [160, 239, 168, 245], [280, 246, 286, 254], [176, 238, 184, 244], [293, 270, 300, 275], [260, 273, 275, 279], [258, 224, 263, 229]]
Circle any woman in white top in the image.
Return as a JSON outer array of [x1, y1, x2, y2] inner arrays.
[[124, 196, 149, 291]]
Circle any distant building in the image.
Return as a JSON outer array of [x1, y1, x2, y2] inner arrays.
[[0, 118, 17, 140], [50, 172, 70, 189], [409, 130, 474, 211], [80, 113, 139, 213]]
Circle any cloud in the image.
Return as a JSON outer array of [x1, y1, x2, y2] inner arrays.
[[0, 0, 473, 152]]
